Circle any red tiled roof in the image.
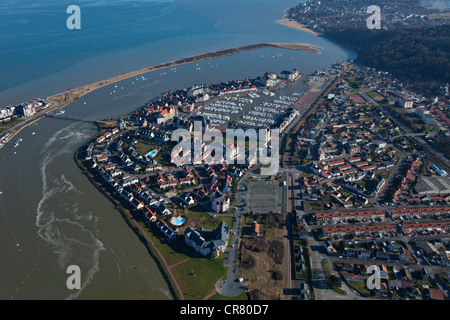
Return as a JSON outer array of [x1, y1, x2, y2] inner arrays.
[[324, 224, 396, 234], [392, 207, 450, 215], [317, 210, 384, 219]]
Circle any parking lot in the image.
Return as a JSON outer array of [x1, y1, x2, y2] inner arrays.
[[247, 180, 282, 214]]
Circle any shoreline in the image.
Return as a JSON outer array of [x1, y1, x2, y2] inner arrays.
[[0, 42, 321, 151], [276, 16, 321, 37], [74, 146, 182, 300], [0, 41, 324, 299], [46, 42, 322, 111]]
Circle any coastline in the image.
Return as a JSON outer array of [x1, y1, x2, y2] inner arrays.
[[0, 42, 321, 151], [0, 41, 324, 299], [74, 146, 182, 300], [276, 17, 321, 36], [45, 42, 321, 111]]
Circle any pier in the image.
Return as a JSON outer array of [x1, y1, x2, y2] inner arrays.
[[44, 113, 116, 126]]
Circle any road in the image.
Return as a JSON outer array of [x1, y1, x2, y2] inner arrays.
[[360, 90, 450, 170], [215, 164, 261, 297], [282, 166, 378, 300], [284, 171, 294, 299]]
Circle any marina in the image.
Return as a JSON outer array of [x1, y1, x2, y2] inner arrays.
[[196, 85, 308, 129]]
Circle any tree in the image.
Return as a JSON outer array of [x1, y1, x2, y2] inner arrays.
[[272, 271, 283, 281], [328, 275, 342, 288]]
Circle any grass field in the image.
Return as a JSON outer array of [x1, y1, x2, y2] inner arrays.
[[368, 91, 383, 98], [140, 221, 191, 266], [172, 255, 228, 300], [186, 205, 233, 230], [348, 280, 370, 296]]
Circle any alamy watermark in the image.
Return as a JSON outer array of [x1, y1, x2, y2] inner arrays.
[[366, 265, 381, 290], [366, 5, 381, 30], [170, 122, 280, 176], [67, 5, 81, 30], [66, 265, 81, 290]]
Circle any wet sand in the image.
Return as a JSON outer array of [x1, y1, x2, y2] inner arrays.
[[276, 18, 321, 36], [47, 42, 322, 110]]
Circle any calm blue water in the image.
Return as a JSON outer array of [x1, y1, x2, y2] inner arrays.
[[0, 0, 353, 106]]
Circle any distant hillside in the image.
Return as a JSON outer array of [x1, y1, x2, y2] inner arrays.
[[287, 0, 449, 94], [325, 24, 450, 94]]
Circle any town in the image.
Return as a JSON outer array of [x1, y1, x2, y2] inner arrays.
[[287, 0, 449, 34], [72, 57, 450, 300]]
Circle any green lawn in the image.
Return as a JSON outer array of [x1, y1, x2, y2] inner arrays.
[[376, 170, 392, 179], [368, 91, 382, 98], [135, 141, 156, 156], [186, 205, 233, 230], [134, 139, 176, 167], [172, 255, 228, 300], [356, 181, 367, 188], [349, 281, 371, 296], [139, 221, 191, 266]]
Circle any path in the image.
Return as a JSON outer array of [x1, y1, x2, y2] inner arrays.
[[125, 211, 188, 300]]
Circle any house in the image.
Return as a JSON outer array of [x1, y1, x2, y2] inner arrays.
[[418, 268, 429, 281], [210, 191, 230, 213], [155, 220, 177, 240], [180, 193, 195, 205], [324, 241, 338, 255], [389, 280, 412, 289], [120, 191, 134, 202], [131, 198, 144, 210], [110, 169, 122, 178], [343, 272, 364, 283], [184, 221, 229, 258], [423, 287, 445, 300], [357, 264, 370, 276], [341, 263, 354, 272], [279, 69, 300, 81], [401, 99, 414, 109], [399, 268, 413, 281], [251, 221, 260, 236], [379, 264, 388, 278], [407, 287, 422, 299], [142, 207, 157, 223], [376, 247, 391, 260], [156, 202, 171, 216], [398, 247, 412, 262], [358, 249, 371, 259]]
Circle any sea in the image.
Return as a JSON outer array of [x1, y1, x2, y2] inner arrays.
[[0, 0, 356, 299]]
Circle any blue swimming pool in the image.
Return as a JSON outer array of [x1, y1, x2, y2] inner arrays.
[[171, 217, 187, 226], [146, 149, 159, 158]]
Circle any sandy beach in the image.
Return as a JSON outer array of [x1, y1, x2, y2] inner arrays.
[[47, 42, 322, 110], [276, 18, 321, 36], [0, 42, 321, 150]]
